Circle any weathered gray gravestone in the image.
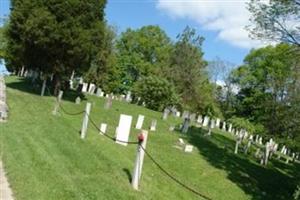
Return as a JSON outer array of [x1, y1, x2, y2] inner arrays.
[[222, 122, 226, 131], [96, 88, 102, 97], [162, 108, 170, 120], [104, 95, 113, 109], [189, 113, 196, 122], [75, 97, 81, 104], [52, 90, 63, 115], [181, 118, 190, 133], [182, 111, 189, 119]]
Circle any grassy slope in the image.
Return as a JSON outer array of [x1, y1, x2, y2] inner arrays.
[[0, 76, 299, 200]]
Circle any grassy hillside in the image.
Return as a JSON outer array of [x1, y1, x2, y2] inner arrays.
[[0, 76, 299, 200]]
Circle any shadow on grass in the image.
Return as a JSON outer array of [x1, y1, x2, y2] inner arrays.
[[182, 126, 297, 200], [6, 77, 87, 103], [123, 168, 132, 183]]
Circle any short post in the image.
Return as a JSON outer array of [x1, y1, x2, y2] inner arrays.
[[52, 90, 63, 115], [81, 102, 92, 139], [132, 130, 148, 190]]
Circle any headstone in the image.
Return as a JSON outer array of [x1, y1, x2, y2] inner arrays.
[[169, 125, 175, 132], [162, 108, 169, 120], [82, 83, 88, 93], [222, 122, 226, 131], [210, 119, 215, 129], [181, 118, 190, 133], [202, 116, 210, 127], [96, 88, 102, 97], [150, 119, 157, 131], [100, 123, 107, 135], [88, 83, 96, 94], [126, 91, 131, 102], [179, 138, 185, 145], [259, 137, 263, 145], [135, 115, 145, 129], [182, 111, 189, 119], [189, 113, 196, 122], [184, 145, 193, 153], [176, 111, 181, 117], [100, 91, 104, 97], [75, 97, 81, 104], [104, 96, 113, 109], [216, 118, 221, 128], [228, 123, 233, 133], [115, 114, 133, 146], [197, 115, 203, 124]]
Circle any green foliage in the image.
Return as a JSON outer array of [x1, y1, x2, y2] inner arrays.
[[116, 25, 172, 90], [5, 0, 107, 92], [227, 117, 256, 133], [84, 25, 121, 93], [247, 0, 300, 46], [166, 26, 215, 113], [230, 44, 300, 142], [133, 76, 179, 111], [294, 185, 300, 200]]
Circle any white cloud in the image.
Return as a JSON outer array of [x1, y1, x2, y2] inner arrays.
[[156, 0, 266, 49]]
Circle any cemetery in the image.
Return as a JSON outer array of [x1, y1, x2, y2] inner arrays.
[[1, 1, 300, 199], [0, 76, 299, 200]]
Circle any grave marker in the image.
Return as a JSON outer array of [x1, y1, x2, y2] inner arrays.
[[115, 114, 133, 146], [135, 115, 145, 129], [100, 123, 107, 135], [150, 119, 157, 131]]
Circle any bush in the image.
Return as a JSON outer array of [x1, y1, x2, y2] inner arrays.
[[133, 76, 179, 111]]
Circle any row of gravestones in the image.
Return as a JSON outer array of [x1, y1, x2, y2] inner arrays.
[[162, 107, 300, 165], [0, 75, 8, 122]]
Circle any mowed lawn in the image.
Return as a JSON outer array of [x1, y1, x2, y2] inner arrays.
[[0, 76, 299, 200]]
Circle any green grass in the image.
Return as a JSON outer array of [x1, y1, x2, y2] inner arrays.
[[0, 76, 299, 200]]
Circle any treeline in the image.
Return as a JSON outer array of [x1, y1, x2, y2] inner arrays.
[[0, 0, 300, 151]]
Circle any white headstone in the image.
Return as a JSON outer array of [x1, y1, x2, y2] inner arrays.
[[100, 123, 107, 135], [82, 83, 88, 92], [135, 115, 145, 129], [96, 88, 102, 97], [222, 122, 226, 131], [179, 138, 185, 145], [210, 119, 215, 129], [115, 114, 132, 146], [176, 111, 181, 117], [126, 91, 131, 102], [75, 97, 81, 104], [150, 119, 157, 131], [202, 116, 210, 127], [88, 83, 96, 94], [197, 115, 203, 124], [184, 145, 193, 153], [216, 118, 221, 128], [228, 123, 232, 133]]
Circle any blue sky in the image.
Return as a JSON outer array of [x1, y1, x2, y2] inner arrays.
[[0, 0, 260, 73]]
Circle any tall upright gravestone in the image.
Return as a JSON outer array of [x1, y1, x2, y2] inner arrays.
[[115, 114, 133, 146]]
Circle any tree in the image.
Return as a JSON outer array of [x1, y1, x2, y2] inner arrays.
[[165, 26, 219, 115], [230, 44, 300, 144], [6, 0, 107, 94], [133, 76, 179, 111], [247, 0, 300, 46], [84, 25, 121, 93], [116, 25, 172, 90]]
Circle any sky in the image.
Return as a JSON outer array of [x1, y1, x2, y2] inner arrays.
[[0, 0, 264, 73]]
